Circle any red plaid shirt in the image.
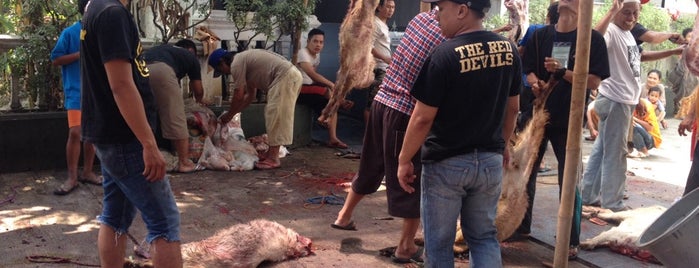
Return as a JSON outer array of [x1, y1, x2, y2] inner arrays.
[[375, 10, 446, 115]]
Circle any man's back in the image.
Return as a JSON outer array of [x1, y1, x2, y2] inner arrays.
[[411, 31, 521, 161], [80, 0, 156, 144], [143, 45, 201, 80]]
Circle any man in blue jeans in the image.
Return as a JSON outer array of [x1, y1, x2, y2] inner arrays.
[[397, 0, 520, 266], [80, 0, 182, 266]]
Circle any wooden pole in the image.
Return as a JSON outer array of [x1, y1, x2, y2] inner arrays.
[[552, 0, 593, 266]]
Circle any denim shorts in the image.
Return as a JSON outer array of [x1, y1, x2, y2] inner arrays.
[[94, 140, 181, 243]]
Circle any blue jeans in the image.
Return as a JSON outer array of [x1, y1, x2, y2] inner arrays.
[[421, 151, 503, 268], [581, 95, 634, 211], [94, 140, 181, 243], [632, 123, 655, 151]]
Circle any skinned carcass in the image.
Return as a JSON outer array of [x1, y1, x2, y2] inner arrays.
[[685, 1, 699, 76], [452, 80, 555, 253], [318, 0, 379, 123], [124, 219, 313, 268], [580, 205, 666, 264]]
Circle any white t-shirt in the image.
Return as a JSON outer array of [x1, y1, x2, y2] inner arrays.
[[598, 23, 642, 105], [296, 47, 320, 85], [373, 16, 391, 70]]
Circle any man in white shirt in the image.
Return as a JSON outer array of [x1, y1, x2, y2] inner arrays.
[[296, 28, 350, 149], [582, 0, 683, 212], [364, 0, 395, 122]]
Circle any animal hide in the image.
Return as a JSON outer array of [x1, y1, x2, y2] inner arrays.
[[504, 0, 529, 42], [319, 0, 379, 123], [685, 3, 699, 76], [124, 219, 313, 268], [580, 205, 666, 264], [453, 80, 555, 253]]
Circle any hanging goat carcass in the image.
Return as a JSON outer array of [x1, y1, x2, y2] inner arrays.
[[318, 0, 379, 123]]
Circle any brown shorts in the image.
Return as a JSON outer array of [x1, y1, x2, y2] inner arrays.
[[352, 102, 421, 219]]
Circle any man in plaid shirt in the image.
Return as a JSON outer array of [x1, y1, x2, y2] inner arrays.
[[331, 9, 446, 264]]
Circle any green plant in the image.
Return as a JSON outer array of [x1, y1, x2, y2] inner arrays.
[[1, 0, 79, 111], [222, 0, 316, 52]]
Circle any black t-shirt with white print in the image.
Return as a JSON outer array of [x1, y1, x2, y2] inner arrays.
[[411, 30, 522, 162]]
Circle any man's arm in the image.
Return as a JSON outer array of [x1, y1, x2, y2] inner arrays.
[[372, 48, 391, 67], [52, 52, 80, 66], [639, 31, 683, 45], [298, 61, 334, 88], [189, 79, 205, 103], [641, 47, 684, 62], [220, 86, 256, 124], [594, 0, 623, 35], [397, 101, 437, 193], [502, 95, 519, 167], [104, 59, 166, 181]]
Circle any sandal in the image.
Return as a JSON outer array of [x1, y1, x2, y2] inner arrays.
[[326, 141, 349, 149], [53, 183, 79, 196], [78, 175, 103, 185]]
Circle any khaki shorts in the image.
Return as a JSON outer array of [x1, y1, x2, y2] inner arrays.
[[148, 62, 188, 140]]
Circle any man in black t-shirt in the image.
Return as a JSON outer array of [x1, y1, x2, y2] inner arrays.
[[397, 0, 520, 266], [520, 0, 610, 258], [80, 0, 182, 266], [143, 39, 205, 173]]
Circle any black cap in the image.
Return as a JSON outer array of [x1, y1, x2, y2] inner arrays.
[[422, 0, 491, 14]]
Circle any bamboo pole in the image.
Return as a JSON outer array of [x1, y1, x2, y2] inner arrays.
[[552, 0, 593, 266]]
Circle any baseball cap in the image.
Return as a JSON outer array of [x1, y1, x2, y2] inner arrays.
[[421, 0, 491, 14], [208, 48, 228, 77]]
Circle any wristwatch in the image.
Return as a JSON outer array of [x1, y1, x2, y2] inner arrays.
[[553, 67, 566, 80]]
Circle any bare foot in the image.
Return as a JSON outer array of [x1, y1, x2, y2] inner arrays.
[[176, 159, 197, 173]]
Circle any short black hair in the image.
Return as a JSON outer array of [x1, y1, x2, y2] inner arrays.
[[79, 0, 89, 15], [647, 69, 662, 80], [175, 39, 197, 54], [683, 28, 693, 38], [307, 28, 324, 41], [648, 86, 662, 94], [376, 0, 394, 12]]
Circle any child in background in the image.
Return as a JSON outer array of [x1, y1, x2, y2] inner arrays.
[[647, 86, 667, 129]]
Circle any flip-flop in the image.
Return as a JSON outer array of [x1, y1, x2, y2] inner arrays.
[[326, 141, 349, 149], [379, 246, 397, 257], [391, 246, 424, 264], [255, 161, 281, 170], [330, 221, 357, 231], [53, 183, 79, 196], [78, 175, 103, 185]]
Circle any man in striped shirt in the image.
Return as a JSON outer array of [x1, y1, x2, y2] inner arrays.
[[331, 9, 446, 264]]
